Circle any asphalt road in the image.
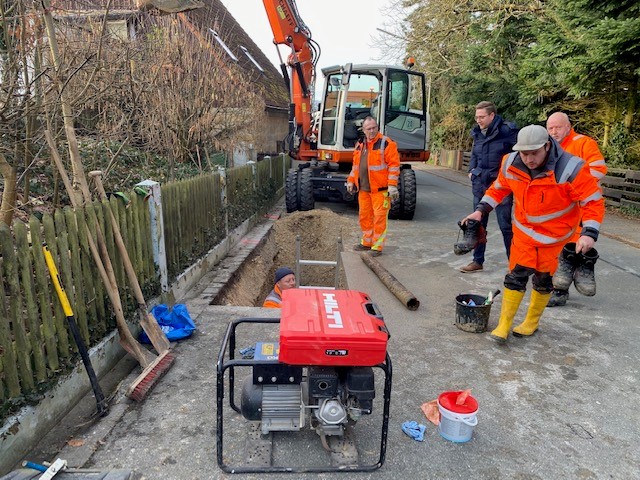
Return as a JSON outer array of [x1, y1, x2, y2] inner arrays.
[[20, 165, 640, 479]]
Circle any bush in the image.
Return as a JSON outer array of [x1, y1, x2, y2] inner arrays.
[[602, 123, 640, 170]]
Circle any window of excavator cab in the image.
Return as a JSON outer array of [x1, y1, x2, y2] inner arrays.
[[321, 74, 344, 145], [346, 74, 380, 110], [388, 72, 410, 111], [321, 73, 381, 146], [324, 75, 342, 113], [388, 71, 424, 112], [384, 71, 426, 151]]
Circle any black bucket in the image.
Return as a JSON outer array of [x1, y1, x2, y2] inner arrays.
[[455, 294, 492, 333]]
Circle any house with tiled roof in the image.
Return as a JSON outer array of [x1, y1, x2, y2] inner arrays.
[[177, 0, 289, 162], [51, 0, 289, 162]]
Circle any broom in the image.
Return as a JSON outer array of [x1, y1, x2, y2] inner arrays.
[[88, 171, 177, 401]]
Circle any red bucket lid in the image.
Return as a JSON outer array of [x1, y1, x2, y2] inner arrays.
[[438, 391, 478, 414]]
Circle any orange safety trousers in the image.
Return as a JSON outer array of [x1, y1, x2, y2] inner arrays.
[[509, 241, 565, 276], [358, 190, 391, 251]]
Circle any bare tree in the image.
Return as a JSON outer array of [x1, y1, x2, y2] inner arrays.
[[1, 3, 269, 222], [0, 0, 51, 224]]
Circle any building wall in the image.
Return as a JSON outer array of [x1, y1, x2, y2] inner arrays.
[[262, 108, 288, 155]]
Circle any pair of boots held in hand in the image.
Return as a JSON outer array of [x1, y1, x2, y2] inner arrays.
[[553, 242, 599, 296], [489, 288, 551, 343]]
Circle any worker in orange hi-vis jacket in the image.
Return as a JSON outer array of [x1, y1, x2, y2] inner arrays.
[[347, 116, 400, 257], [546, 112, 608, 307], [263, 267, 296, 308], [461, 125, 605, 344]]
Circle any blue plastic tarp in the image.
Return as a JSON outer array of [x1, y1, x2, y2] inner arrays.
[[139, 304, 196, 344]]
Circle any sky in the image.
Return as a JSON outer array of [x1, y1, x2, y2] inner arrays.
[[220, 0, 400, 73]]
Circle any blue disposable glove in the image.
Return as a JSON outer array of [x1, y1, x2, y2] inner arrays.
[[239, 346, 255, 359], [401, 420, 426, 441]]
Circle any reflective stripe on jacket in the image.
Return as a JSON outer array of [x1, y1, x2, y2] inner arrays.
[[348, 132, 400, 193], [262, 284, 283, 308], [560, 129, 607, 182], [481, 139, 604, 247]]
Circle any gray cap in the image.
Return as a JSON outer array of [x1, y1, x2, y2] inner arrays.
[[512, 125, 549, 151]]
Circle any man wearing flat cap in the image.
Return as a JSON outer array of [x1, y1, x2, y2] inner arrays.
[[263, 267, 296, 308], [461, 124, 605, 343]]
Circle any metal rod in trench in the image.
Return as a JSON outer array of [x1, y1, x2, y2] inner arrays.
[[43, 244, 109, 417], [360, 253, 420, 311]]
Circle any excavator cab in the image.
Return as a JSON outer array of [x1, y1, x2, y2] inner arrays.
[[317, 64, 429, 164]]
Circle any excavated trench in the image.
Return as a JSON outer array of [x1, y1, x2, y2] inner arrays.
[[213, 209, 359, 306]]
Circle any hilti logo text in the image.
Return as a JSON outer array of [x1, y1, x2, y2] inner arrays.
[[323, 293, 343, 329]]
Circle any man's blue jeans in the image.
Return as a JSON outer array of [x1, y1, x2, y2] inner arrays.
[[472, 194, 513, 265]]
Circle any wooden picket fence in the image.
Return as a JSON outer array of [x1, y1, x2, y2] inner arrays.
[[0, 194, 154, 411], [162, 156, 288, 280], [0, 154, 289, 421]]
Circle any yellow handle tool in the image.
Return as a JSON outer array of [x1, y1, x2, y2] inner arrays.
[[43, 244, 74, 317], [43, 243, 108, 416]]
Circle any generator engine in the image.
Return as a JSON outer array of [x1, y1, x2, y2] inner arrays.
[[240, 289, 388, 440], [241, 363, 375, 436]]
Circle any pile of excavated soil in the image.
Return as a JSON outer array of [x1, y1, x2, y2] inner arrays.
[[216, 208, 359, 306]]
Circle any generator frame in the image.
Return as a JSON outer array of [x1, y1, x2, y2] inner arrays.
[[216, 317, 393, 474]]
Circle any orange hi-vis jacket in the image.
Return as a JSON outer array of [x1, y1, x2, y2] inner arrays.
[[480, 140, 604, 248], [560, 129, 607, 182], [348, 132, 400, 192], [262, 284, 283, 308]]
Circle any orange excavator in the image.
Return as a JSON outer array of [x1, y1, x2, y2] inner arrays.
[[263, 0, 430, 220]]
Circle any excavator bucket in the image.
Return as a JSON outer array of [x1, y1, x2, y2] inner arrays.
[[137, 0, 203, 13]]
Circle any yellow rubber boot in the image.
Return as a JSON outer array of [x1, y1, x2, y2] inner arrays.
[[512, 290, 551, 337], [489, 288, 525, 344]]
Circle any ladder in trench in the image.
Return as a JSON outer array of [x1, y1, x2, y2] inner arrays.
[[294, 235, 343, 289]]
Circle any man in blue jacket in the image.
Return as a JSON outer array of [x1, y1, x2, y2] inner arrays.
[[461, 101, 518, 273]]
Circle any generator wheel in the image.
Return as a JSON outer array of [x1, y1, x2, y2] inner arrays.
[[399, 168, 417, 220], [285, 168, 299, 212], [298, 167, 315, 211]]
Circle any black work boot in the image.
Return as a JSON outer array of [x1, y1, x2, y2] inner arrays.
[[573, 248, 599, 296], [552, 243, 579, 290], [547, 289, 569, 307], [454, 220, 487, 255]]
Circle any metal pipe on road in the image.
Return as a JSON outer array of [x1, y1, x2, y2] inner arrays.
[[360, 253, 420, 311]]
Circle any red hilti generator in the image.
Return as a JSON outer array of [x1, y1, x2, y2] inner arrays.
[[216, 289, 392, 474]]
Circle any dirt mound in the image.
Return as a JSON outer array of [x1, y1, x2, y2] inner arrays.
[[215, 208, 358, 306]]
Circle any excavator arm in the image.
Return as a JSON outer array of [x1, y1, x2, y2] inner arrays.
[[262, 0, 318, 160]]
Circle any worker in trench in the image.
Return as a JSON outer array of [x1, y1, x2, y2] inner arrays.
[[263, 267, 296, 308], [461, 125, 605, 343]]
